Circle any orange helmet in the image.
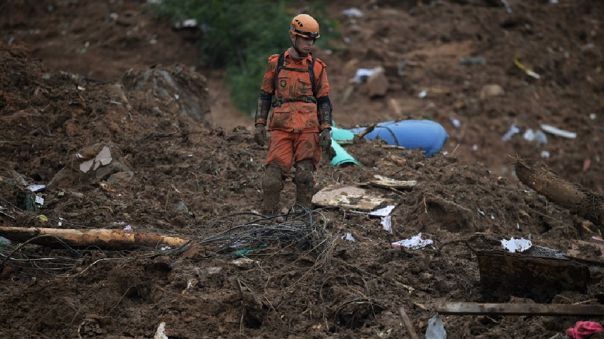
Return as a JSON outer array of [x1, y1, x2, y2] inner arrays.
[[290, 14, 320, 39]]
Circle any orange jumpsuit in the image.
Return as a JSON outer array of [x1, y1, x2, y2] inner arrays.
[[259, 50, 330, 171]]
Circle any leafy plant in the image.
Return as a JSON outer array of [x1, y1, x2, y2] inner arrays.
[[154, 0, 336, 113]]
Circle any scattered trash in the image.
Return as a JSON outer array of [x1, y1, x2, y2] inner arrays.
[[392, 233, 433, 250], [160, 246, 172, 251], [459, 56, 486, 66], [501, 124, 520, 141], [154, 322, 168, 339], [38, 214, 48, 223], [173, 18, 198, 29], [514, 57, 541, 79], [342, 232, 356, 242], [369, 205, 396, 217], [369, 175, 417, 189], [26, 184, 46, 192], [425, 315, 447, 339], [540, 124, 577, 139], [523, 128, 548, 144], [312, 185, 390, 211], [57, 217, 64, 227], [566, 321, 603, 339], [123, 224, 133, 232], [501, 237, 532, 253], [369, 205, 396, 234], [231, 257, 258, 269], [351, 68, 377, 84], [541, 150, 550, 159], [480, 84, 505, 98], [34, 195, 44, 206], [418, 89, 428, 99], [79, 146, 113, 173], [449, 117, 461, 129], [341, 8, 363, 18]]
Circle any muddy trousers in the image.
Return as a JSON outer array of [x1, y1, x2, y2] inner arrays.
[[261, 160, 315, 214]]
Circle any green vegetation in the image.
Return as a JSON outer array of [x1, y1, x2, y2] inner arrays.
[[154, 0, 335, 113]]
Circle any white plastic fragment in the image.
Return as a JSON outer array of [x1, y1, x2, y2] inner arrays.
[[341, 8, 363, 18], [418, 89, 428, 98], [35, 195, 44, 206], [154, 322, 168, 339], [523, 129, 546, 144], [501, 124, 520, 141], [540, 150, 550, 159], [27, 184, 46, 192], [123, 224, 133, 232], [369, 205, 396, 217], [342, 232, 356, 242], [540, 124, 577, 139], [182, 19, 198, 28], [425, 315, 447, 339], [501, 237, 532, 253], [392, 233, 433, 250], [381, 215, 392, 233], [449, 117, 461, 129], [352, 68, 377, 84]]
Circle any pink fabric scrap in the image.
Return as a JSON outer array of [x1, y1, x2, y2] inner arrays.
[[566, 321, 604, 339]]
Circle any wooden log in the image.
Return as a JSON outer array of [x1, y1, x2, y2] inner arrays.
[[437, 302, 604, 316], [515, 160, 604, 228], [0, 226, 189, 250]]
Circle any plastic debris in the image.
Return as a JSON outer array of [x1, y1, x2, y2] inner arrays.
[[369, 205, 396, 217], [514, 57, 540, 79], [34, 195, 44, 206], [154, 322, 168, 339], [380, 216, 393, 233], [566, 321, 603, 339], [541, 150, 550, 159], [425, 315, 447, 339], [418, 89, 428, 98], [523, 129, 548, 144], [449, 117, 461, 129], [351, 68, 377, 84], [392, 233, 433, 250], [501, 237, 532, 253], [501, 124, 520, 141], [540, 124, 577, 139], [26, 184, 46, 192], [342, 232, 356, 242], [341, 8, 363, 18], [123, 224, 133, 232], [38, 214, 48, 223]]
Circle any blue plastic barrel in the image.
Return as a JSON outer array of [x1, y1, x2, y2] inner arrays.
[[349, 120, 448, 156]]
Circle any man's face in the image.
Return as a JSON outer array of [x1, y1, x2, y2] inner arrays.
[[295, 36, 315, 55]]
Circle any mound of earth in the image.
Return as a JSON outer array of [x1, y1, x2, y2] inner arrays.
[[0, 45, 601, 338]]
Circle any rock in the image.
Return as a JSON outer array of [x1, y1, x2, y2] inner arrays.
[[480, 84, 505, 98], [364, 66, 389, 97]]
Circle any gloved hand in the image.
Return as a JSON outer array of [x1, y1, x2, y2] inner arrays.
[[254, 124, 267, 146], [319, 128, 331, 150]]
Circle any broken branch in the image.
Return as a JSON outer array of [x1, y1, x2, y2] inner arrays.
[[0, 226, 189, 250], [437, 302, 604, 316]]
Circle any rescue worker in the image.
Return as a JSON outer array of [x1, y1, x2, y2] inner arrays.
[[254, 14, 333, 215]]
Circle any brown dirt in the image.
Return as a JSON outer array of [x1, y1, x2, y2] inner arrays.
[[1, 0, 603, 338]]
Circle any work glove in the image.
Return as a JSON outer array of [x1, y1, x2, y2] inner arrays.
[[319, 128, 331, 150], [254, 124, 267, 146]]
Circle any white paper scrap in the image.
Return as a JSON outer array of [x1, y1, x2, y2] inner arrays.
[[500, 237, 532, 253], [392, 233, 433, 250], [369, 205, 396, 217], [34, 195, 44, 206], [27, 184, 46, 192], [381, 215, 392, 233], [342, 232, 356, 242]]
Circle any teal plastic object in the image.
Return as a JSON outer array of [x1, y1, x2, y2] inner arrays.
[[331, 126, 355, 143], [329, 138, 359, 166]]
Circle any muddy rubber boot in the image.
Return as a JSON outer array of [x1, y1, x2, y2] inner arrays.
[[294, 160, 315, 211], [261, 164, 284, 216]]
